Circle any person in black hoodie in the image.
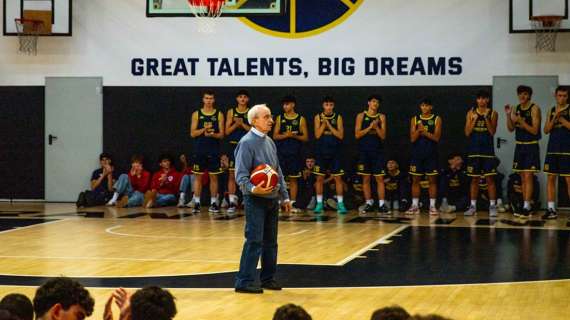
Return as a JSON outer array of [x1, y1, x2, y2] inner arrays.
[[384, 159, 410, 213], [439, 153, 469, 213]]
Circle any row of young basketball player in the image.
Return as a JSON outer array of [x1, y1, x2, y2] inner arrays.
[[95, 86, 569, 219]]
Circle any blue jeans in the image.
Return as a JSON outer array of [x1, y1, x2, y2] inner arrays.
[[235, 195, 279, 288], [114, 174, 144, 207], [156, 193, 177, 207], [178, 174, 195, 202]]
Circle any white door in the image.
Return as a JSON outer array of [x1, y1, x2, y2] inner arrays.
[[45, 77, 103, 202], [493, 76, 558, 208]]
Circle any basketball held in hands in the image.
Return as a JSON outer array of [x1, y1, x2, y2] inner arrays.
[[250, 164, 279, 189]]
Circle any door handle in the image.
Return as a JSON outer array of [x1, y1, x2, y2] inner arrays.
[[49, 134, 58, 145], [497, 137, 507, 149]]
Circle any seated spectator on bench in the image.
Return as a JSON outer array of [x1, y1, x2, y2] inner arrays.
[[439, 153, 469, 213], [144, 154, 180, 208], [76, 152, 118, 207], [107, 154, 150, 208], [294, 157, 317, 211], [385, 159, 411, 212]]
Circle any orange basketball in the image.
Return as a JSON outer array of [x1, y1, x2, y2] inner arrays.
[[250, 164, 279, 189]]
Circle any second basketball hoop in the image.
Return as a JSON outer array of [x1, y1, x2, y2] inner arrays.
[[530, 15, 563, 52]]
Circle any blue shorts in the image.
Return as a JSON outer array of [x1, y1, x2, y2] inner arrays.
[[278, 153, 302, 178], [544, 154, 570, 176], [513, 144, 540, 172], [409, 153, 438, 176], [313, 153, 344, 176], [357, 151, 385, 176], [466, 156, 497, 177], [192, 153, 223, 175]]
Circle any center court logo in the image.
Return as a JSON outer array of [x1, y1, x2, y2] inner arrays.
[[240, 0, 364, 39]]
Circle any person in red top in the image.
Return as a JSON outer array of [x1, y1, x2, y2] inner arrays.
[[144, 154, 180, 208], [106, 154, 150, 207]]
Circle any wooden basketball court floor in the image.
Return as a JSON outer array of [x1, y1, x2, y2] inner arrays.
[[0, 202, 569, 319]]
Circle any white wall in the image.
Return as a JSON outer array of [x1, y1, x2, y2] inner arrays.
[[2, 0, 570, 86]]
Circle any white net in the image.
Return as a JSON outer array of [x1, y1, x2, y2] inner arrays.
[[187, 0, 226, 33], [14, 19, 43, 55], [530, 16, 563, 52]]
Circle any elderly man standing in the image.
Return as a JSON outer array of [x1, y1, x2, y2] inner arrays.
[[234, 104, 291, 294]]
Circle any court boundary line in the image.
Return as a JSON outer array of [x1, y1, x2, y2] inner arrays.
[[334, 225, 409, 266], [105, 225, 309, 240], [1, 278, 569, 290]]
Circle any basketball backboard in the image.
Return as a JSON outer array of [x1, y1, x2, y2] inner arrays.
[[3, 0, 71, 36], [510, 0, 570, 32], [147, 0, 286, 17]]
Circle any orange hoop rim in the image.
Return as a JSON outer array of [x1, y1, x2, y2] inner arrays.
[[530, 15, 564, 21], [530, 15, 564, 24], [15, 18, 44, 25]]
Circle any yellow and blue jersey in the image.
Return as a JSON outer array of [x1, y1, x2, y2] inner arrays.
[[546, 105, 570, 155], [227, 107, 250, 144], [515, 103, 541, 143], [468, 108, 495, 157], [195, 108, 221, 153], [315, 112, 342, 155], [358, 111, 383, 152]]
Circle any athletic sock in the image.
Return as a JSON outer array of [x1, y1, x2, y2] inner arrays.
[[336, 195, 343, 203], [470, 200, 476, 207], [211, 196, 218, 205], [179, 192, 185, 200], [229, 194, 238, 204], [497, 198, 503, 206], [523, 201, 531, 210], [429, 198, 436, 208], [378, 200, 385, 207], [490, 200, 496, 206], [366, 199, 374, 205], [193, 195, 200, 205], [548, 201, 555, 210], [316, 195, 323, 203], [110, 192, 119, 203], [412, 198, 419, 207]]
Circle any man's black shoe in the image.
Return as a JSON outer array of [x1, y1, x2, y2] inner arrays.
[[542, 208, 558, 220], [519, 207, 531, 219], [209, 202, 220, 214], [235, 286, 263, 294], [378, 204, 391, 216], [360, 203, 375, 215], [261, 280, 282, 290]]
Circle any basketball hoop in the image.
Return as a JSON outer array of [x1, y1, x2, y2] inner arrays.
[[530, 15, 563, 52], [15, 18, 44, 55], [187, 0, 226, 33]]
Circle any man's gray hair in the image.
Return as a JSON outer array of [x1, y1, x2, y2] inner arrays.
[[248, 104, 270, 124]]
